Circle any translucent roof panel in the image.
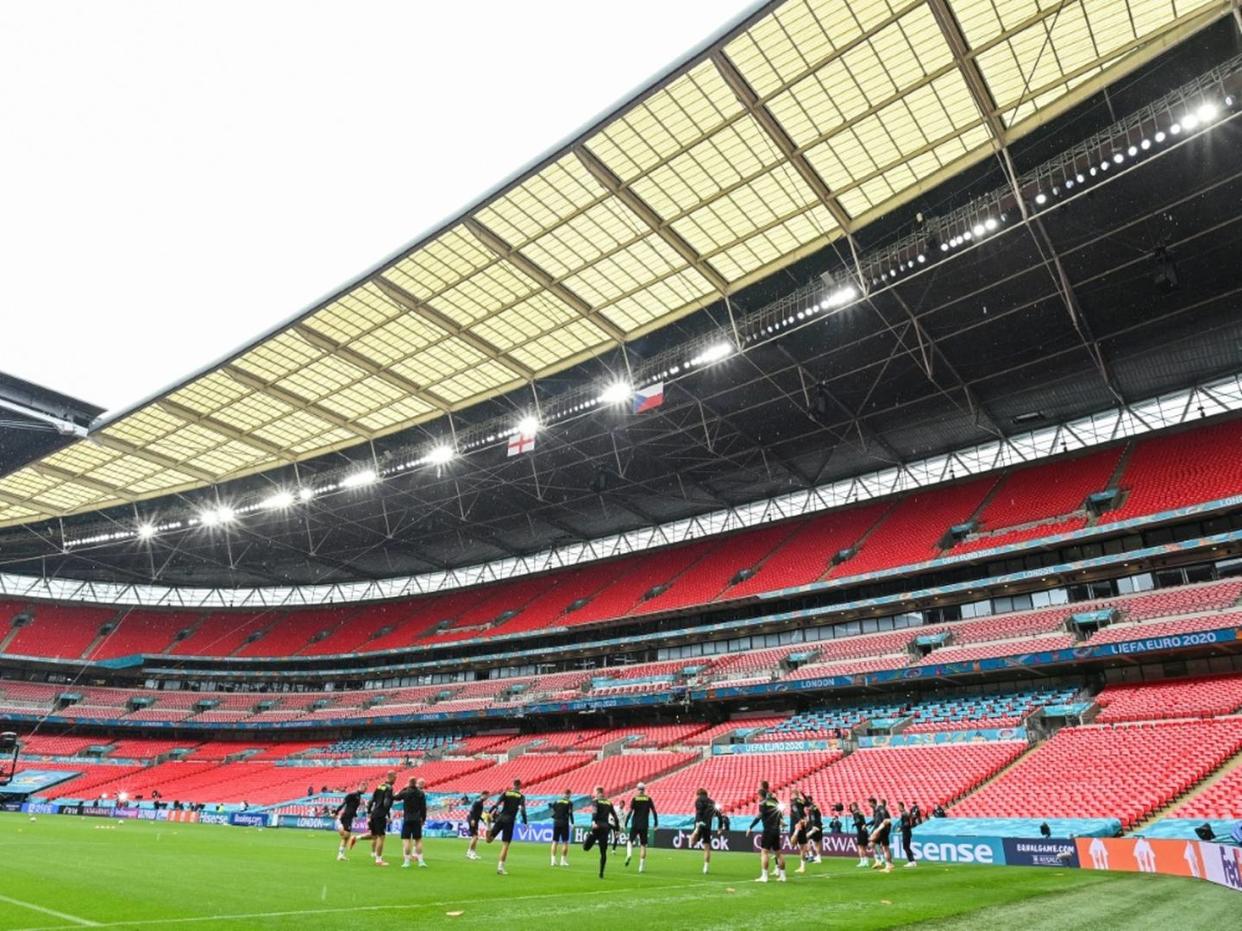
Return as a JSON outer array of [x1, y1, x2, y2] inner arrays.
[[0, 0, 1224, 526]]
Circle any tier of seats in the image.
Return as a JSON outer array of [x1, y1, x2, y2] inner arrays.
[[429, 754, 593, 794], [1104, 417, 1242, 522], [836, 476, 997, 577], [1094, 674, 1242, 723], [951, 719, 1242, 828], [1169, 759, 1242, 820], [3, 418, 1241, 660], [526, 751, 697, 796], [617, 751, 842, 814], [797, 742, 1027, 811]]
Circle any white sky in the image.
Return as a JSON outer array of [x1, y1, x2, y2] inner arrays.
[[0, 0, 745, 415]]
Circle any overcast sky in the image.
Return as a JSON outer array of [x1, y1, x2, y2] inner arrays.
[[1, 0, 745, 415]]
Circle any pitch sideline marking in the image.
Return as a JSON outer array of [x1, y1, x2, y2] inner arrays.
[[0, 893, 100, 927], [8, 880, 708, 930]]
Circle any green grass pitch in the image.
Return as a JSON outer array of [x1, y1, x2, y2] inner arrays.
[[0, 813, 1235, 929]]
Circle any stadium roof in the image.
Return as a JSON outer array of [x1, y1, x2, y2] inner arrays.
[[0, 0, 1233, 529]]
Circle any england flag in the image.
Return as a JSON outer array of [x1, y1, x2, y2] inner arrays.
[[507, 431, 536, 457]]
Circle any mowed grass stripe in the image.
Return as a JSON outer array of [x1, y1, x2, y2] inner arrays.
[[0, 814, 1233, 930]]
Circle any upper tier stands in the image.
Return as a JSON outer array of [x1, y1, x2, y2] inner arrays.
[[952, 446, 1123, 553], [1104, 417, 1242, 522], [4, 418, 1239, 662], [951, 719, 1242, 828]]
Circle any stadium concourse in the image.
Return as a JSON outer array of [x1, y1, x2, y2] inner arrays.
[[5, 0, 1242, 926]]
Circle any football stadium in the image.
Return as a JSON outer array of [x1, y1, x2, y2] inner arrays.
[[4, 1, 1242, 927]]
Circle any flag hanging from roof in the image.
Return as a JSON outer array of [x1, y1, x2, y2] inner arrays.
[[507, 431, 536, 457], [632, 382, 664, 414]]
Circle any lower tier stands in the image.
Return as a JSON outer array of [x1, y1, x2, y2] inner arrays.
[[1094, 673, 1242, 723], [1169, 758, 1242, 821], [526, 752, 697, 796], [618, 751, 843, 815], [797, 742, 1027, 812], [951, 718, 1242, 829]]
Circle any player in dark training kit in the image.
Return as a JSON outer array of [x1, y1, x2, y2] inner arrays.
[[486, 779, 528, 875], [747, 787, 787, 882], [869, 798, 894, 873], [897, 801, 917, 868], [549, 789, 573, 867], [851, 802, 871, 867], [333, 780, 367, 861], [395, 776, 428, 868], [464, 790, 490, 861], [624, 782, 658, 872], [789, 790, 810, 872], [688, 788, 728, 874], [356, 771, 396, 866], [581, 786, 621, 878]]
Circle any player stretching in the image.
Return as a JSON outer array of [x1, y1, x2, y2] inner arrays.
[[789, 790, 810, 873], [582, 786, 621, 879], [486, 779, 528, 875], [850, 802, 871, 867], [549, 788, 573, 867], [688, 788, 727, 874], [747, 787, 786, 883], [625, 782, 658, 873], [395, 776, 428, 869], [897, 801, 916, 868], [869, 798, 894, 873], [356, 771, 396, 866], [333, 780, 366, 861], [464, 791, 490, 860]]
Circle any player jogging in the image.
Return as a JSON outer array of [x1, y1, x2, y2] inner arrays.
[[486, 779, 528, 875], [850, 802, 871, 868], [897, 801, 916, 868], [582, 786, 621, 879], [394, 776, 428, 869], [549, 788, 573, 867], [625, 782, 658, 873], [747, 787, 786, 883], [688, 788, 727, 874], [333, 780, 366, 861], [356, 771, 396, 866], [869, 798, 894, 873], [804, 794, 823, 864], [464, 790, 490, 860]]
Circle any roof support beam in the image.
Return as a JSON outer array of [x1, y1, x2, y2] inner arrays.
[[220, 365, 373, 439], [370, 277, 537, 381], [928, 0, 1123, 405], [710, 50, 855, 237], [291, 323, 454, 412], [27, 462, 131, 500], [462, 217, 629, 344], [0, 488, 39, 510], [573, 146, 731, 295], [154, 399, 291, 460], [89, 434, 218, 484]]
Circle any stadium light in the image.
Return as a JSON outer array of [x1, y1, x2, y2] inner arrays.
[[261, 489, 296, 510], [689, 342, 734, 367], [199, 506, 235, 528], [341, 468, 378, 489], [136, 523, 156, 540], [298, 487, 315, 502], [426, 444, 455, 465], [598, 381, 632, 405], [516, 415, 540, 436]]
